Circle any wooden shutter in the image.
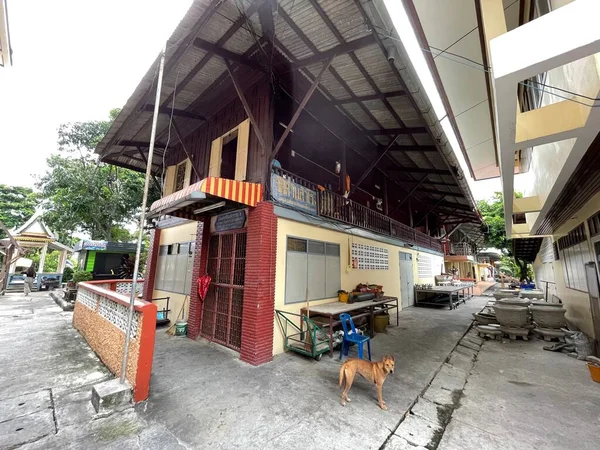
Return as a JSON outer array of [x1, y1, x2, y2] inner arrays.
[[164, 165, 176, 196], [209, 137, 222, 177], [234, 119, 250, 181]]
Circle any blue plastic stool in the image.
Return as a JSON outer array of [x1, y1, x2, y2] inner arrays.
[[339, 313, 371, 360]]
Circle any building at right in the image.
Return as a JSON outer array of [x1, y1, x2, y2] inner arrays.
[[403, 0, 600, 342]]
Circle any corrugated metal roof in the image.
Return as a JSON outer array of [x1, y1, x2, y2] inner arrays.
[[95, 0, 479, 223]]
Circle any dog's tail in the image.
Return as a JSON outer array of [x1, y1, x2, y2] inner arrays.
[[339, 365, 345, 388]]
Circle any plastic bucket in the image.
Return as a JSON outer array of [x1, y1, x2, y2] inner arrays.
[[374, 314, 389, 333], [175, 321, 188, 337], [588, 363, 600, 383]]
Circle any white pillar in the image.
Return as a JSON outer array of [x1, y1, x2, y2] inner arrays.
[[38, 243, 48, 273], [57, 250, 67, 273]]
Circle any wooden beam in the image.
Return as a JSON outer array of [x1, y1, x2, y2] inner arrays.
[[272, 55, 335, 158], [391, 175, 428, 214], [350, 134, 401, 196], [364, 127, 427, 136], [417, 187, 464, 197], [390, 167, 451, 175], [171, 121, 203, 182], [142, 104, 205, 121], [332, 90, 406, 105], [291, 35, 376, 69], [225, 59, 268, 155], [136, 147, 163, 193], [389, 145, 437, 153], [117, 140, 167, 150], [193, 38, 263, 70], [416, 195, 447, 226]]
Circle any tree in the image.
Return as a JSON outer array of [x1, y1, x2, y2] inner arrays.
[[0, 185, 39, 238], [478, 192, 532, 282], [37, 110, 160, 241]]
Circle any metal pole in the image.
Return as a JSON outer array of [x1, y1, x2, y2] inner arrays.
[[120, 44, 166, 384]]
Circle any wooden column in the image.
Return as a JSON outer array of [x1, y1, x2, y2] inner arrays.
[[38, 243, 48, 273], [383, 176, 389, 216], [425, 214, 429, 235], [408, 198, 414, 228], [340, 142, 347, 195]]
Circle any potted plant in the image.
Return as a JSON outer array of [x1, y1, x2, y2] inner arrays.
[[72, 271, 93, 286]]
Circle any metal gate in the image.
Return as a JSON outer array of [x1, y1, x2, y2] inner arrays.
[[201, 231, 246, 351]]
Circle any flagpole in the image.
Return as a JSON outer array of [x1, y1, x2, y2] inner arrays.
[[120, 44, 166, 384]]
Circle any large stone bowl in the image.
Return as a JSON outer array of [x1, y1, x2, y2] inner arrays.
[[530, 301, 563, 307], [492, 305, 529, 328], [530, 305, 566, 328], [493, 290, 519, 300], [498, 298, 531, 307], [520, 290, 545, 300], [473, 312, 498, 325]]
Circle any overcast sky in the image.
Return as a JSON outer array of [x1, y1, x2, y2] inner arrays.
[[0, 0, 511, 202], [0, 0, 193, 188]]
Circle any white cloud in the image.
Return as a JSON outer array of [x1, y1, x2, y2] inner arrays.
[[0, 0, 193, 188]]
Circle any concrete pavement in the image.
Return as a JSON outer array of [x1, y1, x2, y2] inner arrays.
[[0, 292, 180, 450]]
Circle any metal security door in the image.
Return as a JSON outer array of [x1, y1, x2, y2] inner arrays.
[[201, 231, 246, 351], [399, 252, 414, 308]]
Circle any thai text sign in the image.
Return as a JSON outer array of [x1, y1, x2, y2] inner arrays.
[[215, 209, 247, 232], [270, 173, 317, 214]]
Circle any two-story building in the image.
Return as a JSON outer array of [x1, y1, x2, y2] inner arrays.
[[96, 0, 484, 365], [404, 0, 600, 345]]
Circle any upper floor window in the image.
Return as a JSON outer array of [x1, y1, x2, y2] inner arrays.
[[163, 158, 192, 196], [209, 118, 250, 181]]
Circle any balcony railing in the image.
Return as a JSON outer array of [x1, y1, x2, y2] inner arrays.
[[449, 242, 473, 256], [271, 167, 442, 253]]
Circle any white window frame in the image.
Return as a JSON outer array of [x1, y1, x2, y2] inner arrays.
[[155, 240, 195, 295]]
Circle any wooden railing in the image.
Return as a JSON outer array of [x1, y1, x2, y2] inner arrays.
[[271, 168, 442, 253]]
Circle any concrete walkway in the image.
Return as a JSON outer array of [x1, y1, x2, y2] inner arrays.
[[438, 338, 600, 450], [140, 296, 488, 449], [0, 292, 182, 450]]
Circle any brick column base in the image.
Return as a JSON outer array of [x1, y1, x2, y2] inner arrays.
[[188, 219, 210, 340], [142, 228, 161, 301], [240, 202, 277, 365]]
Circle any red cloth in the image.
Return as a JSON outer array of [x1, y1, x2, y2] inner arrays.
[[197, 275, 211, 301]]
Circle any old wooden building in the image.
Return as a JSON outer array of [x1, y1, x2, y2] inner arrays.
[[96, 0, 482, 365]]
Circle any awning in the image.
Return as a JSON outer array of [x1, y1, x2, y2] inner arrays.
[[149, 177, 263, 220], [512, 238, 543, 263]]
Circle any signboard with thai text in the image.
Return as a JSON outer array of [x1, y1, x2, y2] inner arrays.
[[74, 240, 108, 252], [270, 173, 317, 215], [214, 209, 247, 232]]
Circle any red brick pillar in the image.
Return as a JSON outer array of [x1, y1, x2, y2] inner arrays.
[[142, 228, 161, 301], [240, 202, 277, 365], [187, 218, 211, 339]]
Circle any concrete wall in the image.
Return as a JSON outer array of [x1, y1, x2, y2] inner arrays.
[[272, 217, 442, 355], [532, 193, 600, 339], [522, 53, 600, 227], [152, 221, 198, 324]]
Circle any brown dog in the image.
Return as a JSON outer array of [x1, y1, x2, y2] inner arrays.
[[339, 355, 395, 410]]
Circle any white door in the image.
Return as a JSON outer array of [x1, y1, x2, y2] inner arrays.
[[399, 252, 414, 308]]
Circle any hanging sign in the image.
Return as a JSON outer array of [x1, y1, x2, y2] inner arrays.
[[270, 173, 317, 215], [215, 210, 247, 232], [75, 240, 108, 251]]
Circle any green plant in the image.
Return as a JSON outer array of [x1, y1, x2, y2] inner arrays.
[[62, 266, 74, 282], [73, 270, 93, 284]]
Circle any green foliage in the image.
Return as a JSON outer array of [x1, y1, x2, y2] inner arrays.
[[37, 110, 160, 241], [73, 270, 93, 284], [0, 185, 39, 238], [62, 266, 74, 282], [26, 249, 59, 272]]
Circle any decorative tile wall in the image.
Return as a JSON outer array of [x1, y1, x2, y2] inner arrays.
[[77, 288, 98, 310], [98, 297, 139, 339], [115, 281, 145, 295], [351, 242, 389, 270]]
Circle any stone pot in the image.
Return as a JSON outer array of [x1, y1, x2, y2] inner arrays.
[[492, 305, 529, 328], [493, 290, 518, 300], [530, 301, 563, 307], [520, 290, 545, 300], [530, 305, 566, 328], [498, 298, 531, 307], [473, 312, 498, 325]]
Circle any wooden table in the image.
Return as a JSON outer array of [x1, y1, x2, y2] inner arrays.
[[414, 285, 474, 310], [301, 296, 399, 358]]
